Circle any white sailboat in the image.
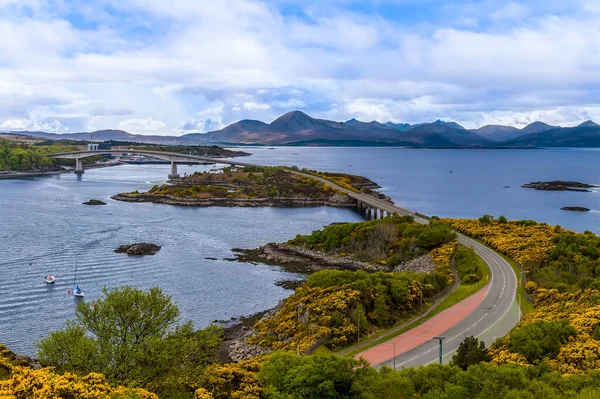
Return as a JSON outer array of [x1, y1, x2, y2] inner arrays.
[[72, 261, 84, 297]]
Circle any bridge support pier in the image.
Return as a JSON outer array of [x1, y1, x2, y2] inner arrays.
[[380, 209, 385, 219], [373, 208, 379, 220], [366, 208, 372, 220], [168, 161, 180, 179], [74, 158, 84, 175]]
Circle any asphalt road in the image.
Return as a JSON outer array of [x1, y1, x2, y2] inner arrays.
[[298, 171, 521, 368]]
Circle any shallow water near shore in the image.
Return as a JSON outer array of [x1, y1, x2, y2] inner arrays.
[[1, 147, 600, 355]]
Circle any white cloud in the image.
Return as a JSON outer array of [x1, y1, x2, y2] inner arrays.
[[272, 98, 307, 109], [89, 106, 133, 116], [1, 118, 68, 132], [243, 102, 272, 111], [117, 117, 167, 133], [491, 2, 530, 21]]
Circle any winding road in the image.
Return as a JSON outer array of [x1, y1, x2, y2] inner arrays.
[[297, 171, 521, 367]]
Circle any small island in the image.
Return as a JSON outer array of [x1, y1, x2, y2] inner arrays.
[[83, 199, 107, 205], [115, 243, 161, 255], [522, 181, 598, 192], [561, 206, 591, 212], [112, 166, 386, 208]]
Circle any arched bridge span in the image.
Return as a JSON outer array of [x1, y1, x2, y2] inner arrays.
[[48, 149, 256, 179]]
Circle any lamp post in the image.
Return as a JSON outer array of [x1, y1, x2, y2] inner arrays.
[[433, 336, 445, 364], [357, 309, 362, 349], [392, 340, 396, 369]]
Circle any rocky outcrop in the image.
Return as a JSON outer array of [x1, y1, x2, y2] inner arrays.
[[394, 254, 435, 273], [228, 327, 273, 362], [115, 243, 161, 255], [111, 193, 357, 208], [522, 181, 598, 192], [233, 243, 384, 274], [0, 344, 42, 370], [561, 206, 591, 212], [83, 199, 107, 205]]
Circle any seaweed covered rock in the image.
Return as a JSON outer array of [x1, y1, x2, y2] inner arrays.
[[115, 243, 161, 255], [83, 199, 107, 205]]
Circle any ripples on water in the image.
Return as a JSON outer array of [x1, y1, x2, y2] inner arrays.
[[2, 147, 600, 354], [0, 163, 363, 354]]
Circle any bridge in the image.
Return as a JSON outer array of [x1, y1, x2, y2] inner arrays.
[[49, 149, 257, 179], [49, 149, 519, 366]]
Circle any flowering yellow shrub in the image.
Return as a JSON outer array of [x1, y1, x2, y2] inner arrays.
[[443, 218, 557, 271], [249, 285, 363, 352], [196, 358, 264, 399], [0, 358, 157, 399], [490, 289, 600, 374], [429, 241, 458, 283], [307, 172, 360, 192]]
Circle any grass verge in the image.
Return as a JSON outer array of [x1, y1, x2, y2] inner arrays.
[[499, 253, 536, 316]]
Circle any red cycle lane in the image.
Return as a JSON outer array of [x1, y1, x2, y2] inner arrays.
[[355, 284, 490, 366]]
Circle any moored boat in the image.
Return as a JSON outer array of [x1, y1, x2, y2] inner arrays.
[[45, 274, 55, 284], [73, 284, 84, 297]]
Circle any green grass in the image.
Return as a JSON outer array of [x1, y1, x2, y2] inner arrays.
[[339, 247, 491, 358], [499, 253, 536, 316]]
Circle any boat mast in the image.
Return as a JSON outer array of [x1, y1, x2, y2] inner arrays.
[[74, 260, 77, 289]]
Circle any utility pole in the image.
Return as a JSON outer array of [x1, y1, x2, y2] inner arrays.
[[433, 336, 445, 364], [392, 340, 396, 369], [357, 309, 361, 349]]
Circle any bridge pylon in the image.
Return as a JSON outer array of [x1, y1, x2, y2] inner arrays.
[[74, 158, 84, 175], [168, 161, 180, 179]]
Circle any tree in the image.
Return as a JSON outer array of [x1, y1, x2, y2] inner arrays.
[[508, 320, 576, 363], [37, 286, 222, 396], [258, 353, 370, 399], [451, 336, 490, 370]]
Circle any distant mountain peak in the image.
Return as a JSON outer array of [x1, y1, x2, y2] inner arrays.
[[520, 121, 557, 135], [433, 120, 466, 130], [279, 110, 311, 119], [578, 120, 599, 128]]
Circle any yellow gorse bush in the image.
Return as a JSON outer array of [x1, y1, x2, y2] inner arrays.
[[249, 285, 362, 352], [490, 289, 600, 374], [195, 358, 264, 399], [0, 357, 157, 399], [429, 241, 458, 283], [443, 218, 557, 271]]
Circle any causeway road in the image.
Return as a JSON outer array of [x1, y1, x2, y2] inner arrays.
[[296, 171, 521, 368]]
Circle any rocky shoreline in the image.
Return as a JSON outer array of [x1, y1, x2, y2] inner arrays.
[[111, 192, 358, 209], [232, 242, 385, 274]]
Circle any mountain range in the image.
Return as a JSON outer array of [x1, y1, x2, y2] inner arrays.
[[4, 111, 600, 148]]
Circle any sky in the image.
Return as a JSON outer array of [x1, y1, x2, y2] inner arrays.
[[1, 0, 600, 135]]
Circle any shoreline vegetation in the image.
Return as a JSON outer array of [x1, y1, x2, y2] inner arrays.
[[112, 165, 388, 208]]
